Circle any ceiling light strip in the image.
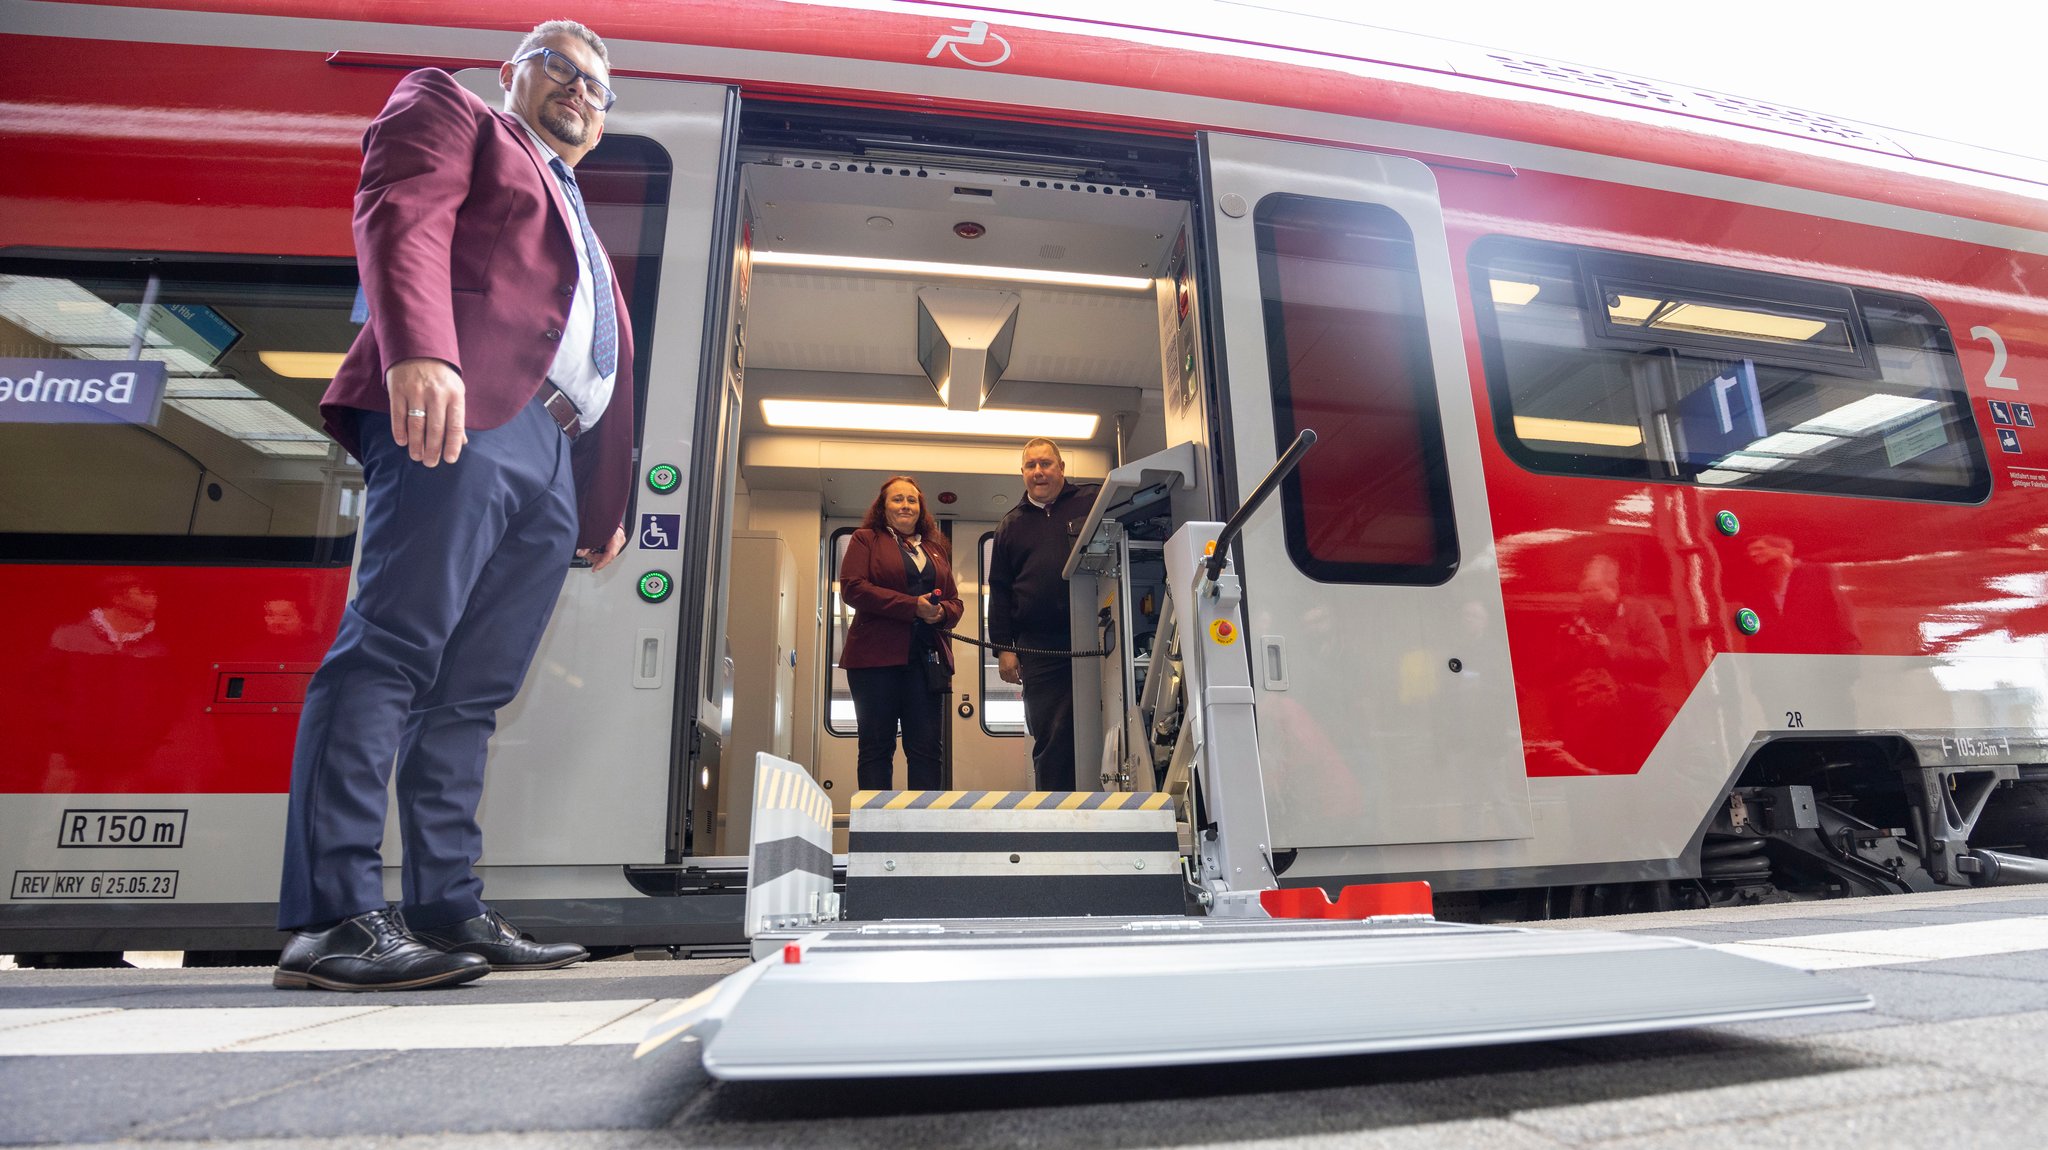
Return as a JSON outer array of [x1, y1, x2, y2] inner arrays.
[[761, 399, 1098, 440], [751, 251, 1153, 292]]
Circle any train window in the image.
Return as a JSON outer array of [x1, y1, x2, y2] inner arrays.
[[825, 527, 857, 736], [1472, 238, 1990, 503], [0, 255, 364, 564], [978, 532, 1026, 736], [1254, 194, 1459, 585], [577, 134, 673, 486], [0, 135, 672, 565]]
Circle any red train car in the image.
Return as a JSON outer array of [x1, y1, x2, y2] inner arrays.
[[4, 0, 2045, 960]]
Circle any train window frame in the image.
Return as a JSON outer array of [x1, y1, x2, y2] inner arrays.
[[0, 251, 366, 566], [1580, 250, 1878, 378], [1470, 236, 1991, 505], [823, 525, 858, 738], [977, 530, 1027, 738], [0, 136, 673, 565], [574, 133, 674, 535], [1253, 193, 1460, 587]]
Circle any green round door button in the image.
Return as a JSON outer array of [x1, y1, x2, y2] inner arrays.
[[646, 463, 681, 494], [1735, 607, 1761, 635], [1715, 510, 1740, 537], [637, 571, 673, 603]]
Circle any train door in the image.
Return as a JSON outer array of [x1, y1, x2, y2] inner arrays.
[[676, 160, 768, 865], [949, 522, 1032, 791], [1198, 135, 1531, 862], [673, 170, 752, 866], [437, 74, 739, 906], [695, 117, 1193, 848], [814, 517, 869, 810]]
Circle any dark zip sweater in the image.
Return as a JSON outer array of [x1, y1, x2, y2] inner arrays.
[[987, 480, 1099, 649]]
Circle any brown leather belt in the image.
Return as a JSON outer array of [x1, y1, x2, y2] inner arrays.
[[542, 386, 582, 441]]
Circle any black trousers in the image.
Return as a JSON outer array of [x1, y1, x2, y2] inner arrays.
[[1019, 649, 1077, 791], [846, 663, 944, 792]]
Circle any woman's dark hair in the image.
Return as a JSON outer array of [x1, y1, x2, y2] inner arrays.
[[859, 475, 950, 560]]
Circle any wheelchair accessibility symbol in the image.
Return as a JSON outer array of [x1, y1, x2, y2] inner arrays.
[[639, 513, 680, 551], [928, 20, 1011, 68]]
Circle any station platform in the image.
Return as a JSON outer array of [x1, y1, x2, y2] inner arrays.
[[4, 885, 2047, 1148]]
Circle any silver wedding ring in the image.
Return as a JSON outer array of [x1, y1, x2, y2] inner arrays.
[[407, 409, 427, 418]]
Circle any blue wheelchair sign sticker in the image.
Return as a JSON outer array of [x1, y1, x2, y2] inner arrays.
[[639, 513, 681, 550]]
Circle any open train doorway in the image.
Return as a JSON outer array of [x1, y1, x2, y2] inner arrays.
[[683, 106, 1211, 858]]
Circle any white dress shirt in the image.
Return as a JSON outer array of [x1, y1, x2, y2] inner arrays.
[[519, 121, 616, 431]]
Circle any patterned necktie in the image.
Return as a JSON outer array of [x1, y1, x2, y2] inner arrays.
[[550, 157, 618, 377]]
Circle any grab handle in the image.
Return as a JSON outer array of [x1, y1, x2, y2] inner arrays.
[[1204, 428, 1317, 585]]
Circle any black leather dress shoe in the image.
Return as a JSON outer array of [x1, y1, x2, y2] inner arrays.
[[273, 908, 490, 991], [411, 909, 588, 971]]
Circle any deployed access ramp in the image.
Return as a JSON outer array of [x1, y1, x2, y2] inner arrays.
[[641, 903, 1871, 1078], [638, 440, 1872, 1077]]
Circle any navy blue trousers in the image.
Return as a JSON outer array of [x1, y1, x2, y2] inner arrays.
[[278, 395, 577, 931]]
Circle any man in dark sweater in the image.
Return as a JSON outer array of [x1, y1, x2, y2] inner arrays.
[[988, 438, 1100, 791]]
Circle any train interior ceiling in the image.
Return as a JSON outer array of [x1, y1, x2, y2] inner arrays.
[[734, 154, 1185, 498]]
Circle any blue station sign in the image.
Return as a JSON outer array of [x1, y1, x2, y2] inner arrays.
[[0, 358, 168, 426]]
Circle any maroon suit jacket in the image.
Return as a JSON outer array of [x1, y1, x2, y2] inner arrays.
[[322, 68, 636, 550], [838, 527, 965, 674]]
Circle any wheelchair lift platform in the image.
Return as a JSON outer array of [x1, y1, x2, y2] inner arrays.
[[636, 485, 1872, 1079], [639, 911, 1872, 1079], [639, 754, 1867, 1080]]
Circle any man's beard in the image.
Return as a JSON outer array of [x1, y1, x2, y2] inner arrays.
[[540, 100, 589, 147]]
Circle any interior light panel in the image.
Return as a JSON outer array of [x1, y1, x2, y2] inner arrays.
[[761, 398, 1098, 440], [752, 250, 1152, 292]]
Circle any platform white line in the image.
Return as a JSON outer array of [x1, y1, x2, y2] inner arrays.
[[232, 998, 658, 1052], [0, 1005, 389, 1055], [569, 997, 689, 1045], [0, 998, 658, 1056], [1714, 915, 2048, 970], [0, 1008, 117, 1033]]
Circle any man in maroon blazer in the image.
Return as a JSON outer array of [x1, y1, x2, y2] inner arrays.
[[275, 20, 634, 991]]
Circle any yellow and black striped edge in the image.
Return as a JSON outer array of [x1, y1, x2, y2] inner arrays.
[[754, 766, 833, 826], [850, 789, 1173, 811]]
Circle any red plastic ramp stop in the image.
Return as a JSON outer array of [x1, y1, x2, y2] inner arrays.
[[1260, 881, 1434, 919]]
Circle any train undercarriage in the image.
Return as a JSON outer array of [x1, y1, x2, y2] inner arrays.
[[1422, 745, 2048, 924]]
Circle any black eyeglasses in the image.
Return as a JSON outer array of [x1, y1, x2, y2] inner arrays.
[[514, 47, 617, 112]]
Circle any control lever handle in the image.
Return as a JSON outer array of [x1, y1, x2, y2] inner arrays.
[[1204, 428, 1317, 585]]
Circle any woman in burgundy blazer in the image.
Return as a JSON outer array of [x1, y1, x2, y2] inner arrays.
[[838, 476, 965, 792]]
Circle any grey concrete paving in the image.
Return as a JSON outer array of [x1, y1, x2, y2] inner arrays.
[[3, 889, 2047, 1148]]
